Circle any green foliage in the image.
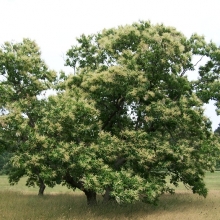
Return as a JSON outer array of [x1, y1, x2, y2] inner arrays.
[[0, 38, 56, 188], [64, 21, 220, 203], [0, 151, 12, 174], [214, 124, 220, 136], [1, 21, 220, 205], [214, 125, 220, 169]]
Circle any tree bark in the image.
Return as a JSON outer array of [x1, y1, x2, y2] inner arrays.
[[64, 172, 97, 205], [38, 178, 46, 196], [103, 186, 118, 204], [84, 190, 97, 206], [103, 187, 111, 203], [114, 157, 126, 169]]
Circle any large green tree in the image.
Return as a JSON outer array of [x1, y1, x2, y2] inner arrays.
[[1, 21, 220, 205], [63, 21, 220, 204]]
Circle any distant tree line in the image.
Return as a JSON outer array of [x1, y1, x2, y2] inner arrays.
[[214, 125, 220, 169]]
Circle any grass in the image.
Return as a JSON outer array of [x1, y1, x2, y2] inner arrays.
[[0, 172, 220, 220], [0, 175, 73, 194]]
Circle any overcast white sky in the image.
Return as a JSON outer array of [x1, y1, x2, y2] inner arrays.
[[1, 0, 220, 129]]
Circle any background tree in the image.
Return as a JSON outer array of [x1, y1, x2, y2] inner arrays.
[[0, 151, 12, 175], [214, 124, 220, 136], [0, 39, 56, 195], [214, 125, 220, 169]]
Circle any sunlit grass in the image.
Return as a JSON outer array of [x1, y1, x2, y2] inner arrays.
[[165, 171, 220, 191], [0, 172, 220, 220], [0, 175, 73, 194]]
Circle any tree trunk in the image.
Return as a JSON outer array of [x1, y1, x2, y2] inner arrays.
[[84, 190, 97, 206], [38, 178, 46, 196], [103, 187, 111, 203], [103, 187, 115, 204], [63, 172, 97, 205]]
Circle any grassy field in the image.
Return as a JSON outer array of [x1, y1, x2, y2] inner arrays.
[[0, 172, 220, 220]]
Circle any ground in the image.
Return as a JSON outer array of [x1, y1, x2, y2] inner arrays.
[[0, 172, 220, 220]]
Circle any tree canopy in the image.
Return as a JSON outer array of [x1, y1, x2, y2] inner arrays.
[[1, 21, 220, 205], [0, 39, 56, 194]]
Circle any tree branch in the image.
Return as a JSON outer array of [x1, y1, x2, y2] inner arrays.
[[114, 157, 126, 170], [102, 97, 125, 130]]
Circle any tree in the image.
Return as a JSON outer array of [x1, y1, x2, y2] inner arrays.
[[215, 124, 220, 135], [63, 21, 220, 204], [0, 39, 56, 195], [1, 21, 220, 206], [214, 125, 220, 169], [0, 151, 12, 174]]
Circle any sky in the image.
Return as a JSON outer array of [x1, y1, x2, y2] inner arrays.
[[0, 0, 220, 129]]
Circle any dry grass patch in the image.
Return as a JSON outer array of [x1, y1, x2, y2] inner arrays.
[[0, 190, 220, 220]]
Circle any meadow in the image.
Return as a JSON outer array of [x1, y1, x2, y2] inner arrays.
[[0, 172, 220, 220]]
